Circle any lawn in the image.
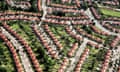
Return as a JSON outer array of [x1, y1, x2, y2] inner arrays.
[[100, 8, 120, 17], [81, 46, 107, 72], [49, 25, 77, 57], [74, 25, 105, 43], [8, 21, 60, 72], [0, 40, 16, 72]]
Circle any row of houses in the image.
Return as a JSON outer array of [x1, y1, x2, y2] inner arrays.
[[75, 0, 81, 8], [67, 43, 78, 57], [75, 27, 104, 43], [37, 0, 42, 11], [90, 25, 110, 36], [65, 26, 83, 41], [0, 15, 40, 21], [47, 0, 79, 9], [87, 41, 102, 49], [110, 22, 120, 26], [0, 11, 41, 17], [44, 24, 63, 50], [110, 36, 120, 48], [101, 49, 111, 72], [2, 23, 43, 72], [102, 22, 120, 33], [103, 1, 119, 6], [74, 48, 90, 72], [32, 25, 58, 59], [0, 31, 24, 72], [48, 3, 77, 9], [58, 57, 69, 72], [105, 17, 120, 21], [72, 20, 93, 25], [45, 15, 89, 20], [90, 7, 101, 20], [48, 7, 85, 14], [43, 19, 68, 25]]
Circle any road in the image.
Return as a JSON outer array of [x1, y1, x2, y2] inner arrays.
[[38, 0, 47, 26], [66, 38, 88, 72], [84, 8, 120, 72], [39, 26, 58, 51], [85, 8, 118, 36], [35, 25, 59, 57], [1, 27, 34, 72], [68, 20, 103, 48]]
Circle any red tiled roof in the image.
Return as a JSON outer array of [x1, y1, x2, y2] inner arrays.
[[2, 22, 43, 72], [0, 32, 24, 72]]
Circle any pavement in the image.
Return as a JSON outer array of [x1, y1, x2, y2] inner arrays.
[[1, 27, 34, 72], [38, 0, 47, 26], [66, 38, 88, 72], [85, 8, 118, 36], [37, 0, 59, 57], [65, 19, 104, 71], [36, 25, 59, 57], [84, 7, 120, 72]]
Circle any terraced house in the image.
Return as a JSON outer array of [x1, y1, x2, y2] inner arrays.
[[0, 0, 120, 72]]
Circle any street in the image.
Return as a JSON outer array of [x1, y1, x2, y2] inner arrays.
[[1, 27, 34, 72]]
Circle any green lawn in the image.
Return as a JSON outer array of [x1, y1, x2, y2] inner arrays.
[[49, 25, 77, 57], [100, 8, 120, 17], [74, 25, 105, 43], [0, 40, 16, 72], [8, 21, 60, 72], [81, 46, 107, 72]]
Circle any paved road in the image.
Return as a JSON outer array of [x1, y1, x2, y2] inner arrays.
[[35, 25, 59, 57], [85, 7, 120, 72], [65, 9, 108, 72], [36, 0, 60, 57], [39, 26, 58, 51], [66, 38, 88, 72], [38, 0, 47, 26], [68, 20, 103, 47], [85, 8, 118, 36], [1, 27, 34, 72]]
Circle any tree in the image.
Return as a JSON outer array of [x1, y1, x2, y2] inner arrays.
[[0, 66, 7, 72]]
